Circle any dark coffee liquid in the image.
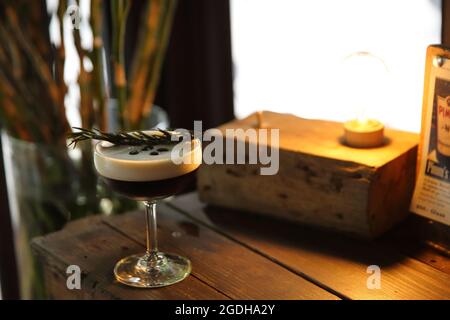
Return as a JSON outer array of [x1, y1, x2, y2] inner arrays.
[[101, 170, 197, 200]]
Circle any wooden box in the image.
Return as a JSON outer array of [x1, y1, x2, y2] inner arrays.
[[198, 112, 419, 238]]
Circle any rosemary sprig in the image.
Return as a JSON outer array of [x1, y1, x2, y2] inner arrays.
[[68, 127, 192, 149]]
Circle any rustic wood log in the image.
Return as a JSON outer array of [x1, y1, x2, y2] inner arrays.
[[197, 111, 419, 238]]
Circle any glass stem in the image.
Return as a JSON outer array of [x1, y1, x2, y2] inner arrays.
[[144, 201, 158, 256]]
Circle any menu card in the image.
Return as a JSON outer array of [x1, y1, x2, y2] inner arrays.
[[411, 45, 450, 226]]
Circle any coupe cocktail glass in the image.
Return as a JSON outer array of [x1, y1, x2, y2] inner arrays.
[[94, 131, 201, 288]]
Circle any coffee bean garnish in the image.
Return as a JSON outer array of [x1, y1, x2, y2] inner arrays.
[[142, 146, 154, 151], [150, 151, 159, 156], [129, 150, 139, 155], [157, 148, 169, 152]]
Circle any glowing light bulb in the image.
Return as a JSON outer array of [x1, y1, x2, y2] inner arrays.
[[342, 51, 387, 148]]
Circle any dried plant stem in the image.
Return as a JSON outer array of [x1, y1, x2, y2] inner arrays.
[[28, 1, 53, 69], [0, 25, 50, 142], [141, 0, 177, 127], [55, 0, 68, 101], [0, 68, 37, 141], [5, 8, 60, 111], [4, 6, 70, 142], [0, 0, 177, 143], [125, 0, 163, 129], [111, 0, 131, 129], [90, 0, 108, 131], [73, 28, 95, 132]]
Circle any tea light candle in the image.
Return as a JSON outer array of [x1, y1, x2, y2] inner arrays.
[[344, 119, 384, 148]]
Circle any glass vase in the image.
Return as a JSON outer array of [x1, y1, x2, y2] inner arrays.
[[1, 131, 135, 299]]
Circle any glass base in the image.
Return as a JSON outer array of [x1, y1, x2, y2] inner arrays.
[[114, 252, 191, 288]]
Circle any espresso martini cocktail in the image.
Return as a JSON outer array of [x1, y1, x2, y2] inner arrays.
[[93, 130, 202, 288], [94, 135, 201, 200]]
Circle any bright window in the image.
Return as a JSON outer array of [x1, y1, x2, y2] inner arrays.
[[231, 0, 442, 132]]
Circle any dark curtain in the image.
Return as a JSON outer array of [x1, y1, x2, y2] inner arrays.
[[154, 0, 235, 130], [443, 0, 450, 46]]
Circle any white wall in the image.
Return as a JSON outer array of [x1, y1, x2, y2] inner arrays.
[[231, 0, 442, 132]]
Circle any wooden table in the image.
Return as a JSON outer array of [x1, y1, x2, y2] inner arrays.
[[32, 192, 450, 300]]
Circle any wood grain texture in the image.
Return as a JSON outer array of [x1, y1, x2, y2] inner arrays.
[[32, 217, 227, 300], [104, 204, 338, 300], [380, 215, 450, 275], [198, 112, 419, 238], [171, 193, 450, 300]]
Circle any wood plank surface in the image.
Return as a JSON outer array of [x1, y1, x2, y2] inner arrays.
[[170, 193, 450, 300], [32, 217, 227, 300], [104, 203, 338, 300], [380, 216, 450, 275]]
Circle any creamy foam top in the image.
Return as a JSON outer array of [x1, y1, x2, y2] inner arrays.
[[94, 131, 202, 182]]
